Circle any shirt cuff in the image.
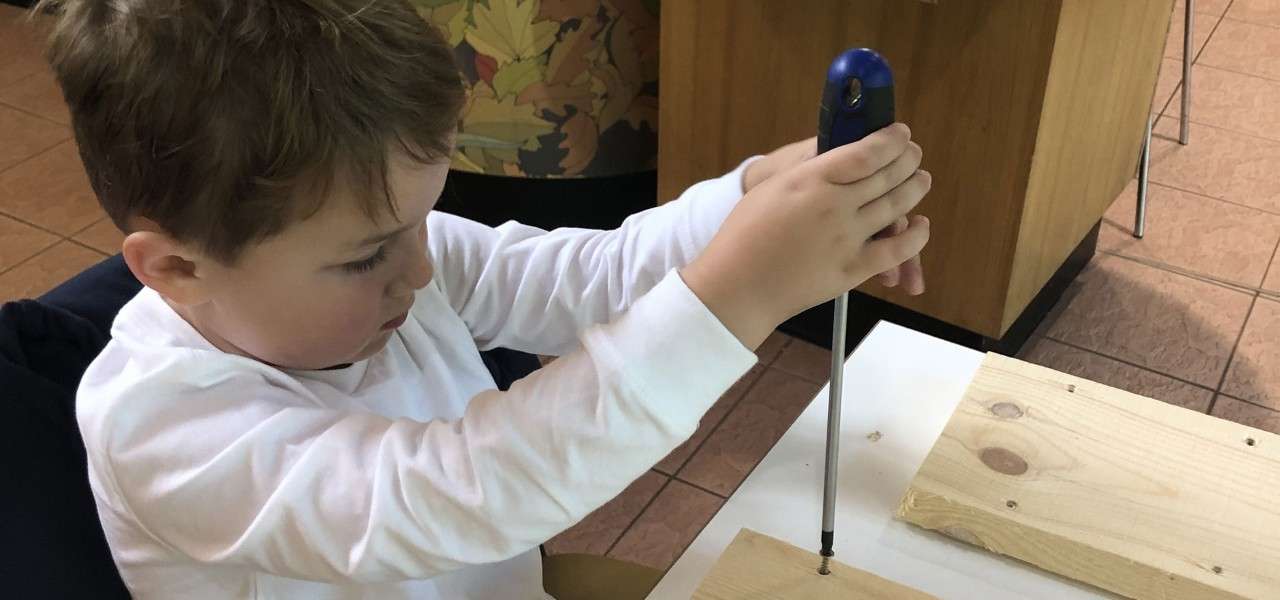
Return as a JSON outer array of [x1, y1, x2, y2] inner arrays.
[[582, 269, 759, 428]]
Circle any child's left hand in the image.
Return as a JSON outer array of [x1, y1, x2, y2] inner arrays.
[[742, 137, 926, 296]]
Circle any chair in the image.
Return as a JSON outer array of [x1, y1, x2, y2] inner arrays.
[[1136, 0, 1194, 239]]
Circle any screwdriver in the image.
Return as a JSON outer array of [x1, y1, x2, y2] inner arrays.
[[815, 47, 895, 575]]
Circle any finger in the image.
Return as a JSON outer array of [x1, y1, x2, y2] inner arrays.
[[862, 215, 931, 275], [808, 122, 912, 184], [838, 143, 922, 210], [857, 170, 931, 237], [873, 216, 908, 241], [900, 253, 925, 295], [877, 264, 902, 287]]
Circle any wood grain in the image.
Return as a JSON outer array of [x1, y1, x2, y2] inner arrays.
[[691, 528, 935, 600], [1005, 0, 1175, 331], [897, 353, 1280, 600], [658, 0, 1172, 338]]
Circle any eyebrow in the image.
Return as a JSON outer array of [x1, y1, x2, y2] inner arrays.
[[351, 221, 418, 249]]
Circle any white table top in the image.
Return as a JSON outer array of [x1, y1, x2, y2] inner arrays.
[[648, 321, 1116, 599]]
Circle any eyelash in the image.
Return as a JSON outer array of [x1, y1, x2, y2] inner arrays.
[[343, 245, 389, 274]]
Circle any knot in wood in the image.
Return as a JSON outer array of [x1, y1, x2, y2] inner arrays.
[[980, 447, 1029, 476]]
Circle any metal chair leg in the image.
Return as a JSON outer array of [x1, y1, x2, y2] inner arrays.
[[1135, 116, 1152, 239], [1180, 0, 1193, 145]]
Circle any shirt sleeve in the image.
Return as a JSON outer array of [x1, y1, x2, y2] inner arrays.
[[428, 157, 761, 356], [79, 270, 759, 584]]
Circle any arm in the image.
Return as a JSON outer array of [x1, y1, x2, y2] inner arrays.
[[81, 272, 757, 583], [429, 158, 760, 357]]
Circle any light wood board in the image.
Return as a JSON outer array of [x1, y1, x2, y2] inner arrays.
[[897, 353, 1280, 599], [692, 528, 936, 599]]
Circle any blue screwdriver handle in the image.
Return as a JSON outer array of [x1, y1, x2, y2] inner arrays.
[[818, 48, 895, 154]]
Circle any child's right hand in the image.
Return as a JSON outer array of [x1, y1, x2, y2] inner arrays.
[[681, 123, 931, 350]]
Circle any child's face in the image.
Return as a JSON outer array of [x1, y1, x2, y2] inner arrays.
[[190, 154, 449, 370]]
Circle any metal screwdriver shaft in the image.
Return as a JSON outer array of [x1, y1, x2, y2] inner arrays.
[[819, 291, 847, 575]]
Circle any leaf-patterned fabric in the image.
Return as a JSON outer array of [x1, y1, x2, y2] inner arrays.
[[414, 0, 660, 178]]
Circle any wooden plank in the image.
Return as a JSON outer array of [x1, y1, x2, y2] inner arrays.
[[692, 528, 936, 600], [658, 0, 1063, 337], [897, 353, 1280, 600], [1004, 0, 1175, 331]]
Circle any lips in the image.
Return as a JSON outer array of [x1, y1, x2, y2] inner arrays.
[[381, 311, 409, 331]]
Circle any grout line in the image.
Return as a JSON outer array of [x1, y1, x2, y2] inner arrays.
[[669, 476, 730, 501], [0, 235, 61, 278], [655, 365, 770, 477], [1260, 236, 1280, 293], [1136, 177, 1280, 217], [1156, 110, 1280, 147], [1096, 249, 1277, 298], [0, 208, 71, 239], [0, 95, 70, 129], [1207, 291, 1258, 414], [0, 132, 70, 178], [1217, 391, 1280, 415], [603, 475, 674, 557], [63, 236, 110, 257], [1136, 173, 1280, 219], [1040, 335, 1219, 401]]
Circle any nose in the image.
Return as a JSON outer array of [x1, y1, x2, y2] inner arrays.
[[388, 234, 433, 298]]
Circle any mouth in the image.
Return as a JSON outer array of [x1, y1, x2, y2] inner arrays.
[[380, 311, 409, 331]]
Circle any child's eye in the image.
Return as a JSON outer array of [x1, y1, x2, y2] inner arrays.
[[343, 246, 388, 274]]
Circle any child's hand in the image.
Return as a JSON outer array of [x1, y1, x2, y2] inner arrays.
[[743, 135, 926, 297], [742, 137, 818, 194], [683, 123, 930, 349]]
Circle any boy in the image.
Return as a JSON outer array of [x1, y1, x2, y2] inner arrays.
[[42, 0, 930, 597]]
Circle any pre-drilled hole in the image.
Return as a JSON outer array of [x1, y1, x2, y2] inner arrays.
[[1246, 437, 1257, 447], [1213, 566, 1223, 575], [1066, 384, 1076, 393], [1006, 500, 1018, 510]]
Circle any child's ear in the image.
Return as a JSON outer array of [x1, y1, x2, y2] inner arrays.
[[120, 222, 215, 307]]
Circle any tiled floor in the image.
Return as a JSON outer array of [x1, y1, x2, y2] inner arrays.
[[2, 0, 1278, 580], [0, 6, 123, 299]]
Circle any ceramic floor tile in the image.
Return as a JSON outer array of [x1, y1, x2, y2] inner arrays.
[[654, 365, 765, 475], [1198, 18, 1280, 81], [0, 140, 103, 235], [771, 337, 831, 384], [1221, 297, 1280, 410], [0, 213, 58, 272], [1178, 0, 1232, 17], [0, 240, 105, 302], [1147, 118, 1280, 214], [1164, 64, 1280, 142], [1101, 181, 1280, 287], [1019, 337, 1214, 412], [677, 368, 821, 496], [1045, 254, 1253, 388], [607, 479, 724, 572], [1211, 395, 1280, 435], [1266, 262, 1279, 291], [1227, 0, 1280, 27], [543, 470, 668, 556], [72, 218, 125, 256], [0, 69, 70, 125], [1154, 57, 1185, 115], [1165, 8, 1218, 60], [0, 104, 68, 173], [0, 5, 48, 90]]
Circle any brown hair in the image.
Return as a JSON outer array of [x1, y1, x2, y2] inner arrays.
[[37, 0, 465, 263]]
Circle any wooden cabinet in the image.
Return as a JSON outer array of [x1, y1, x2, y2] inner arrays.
[[658, 0, 1174, 339]]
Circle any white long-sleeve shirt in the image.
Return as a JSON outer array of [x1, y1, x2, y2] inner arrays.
[[77, 159, 761, 599]]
